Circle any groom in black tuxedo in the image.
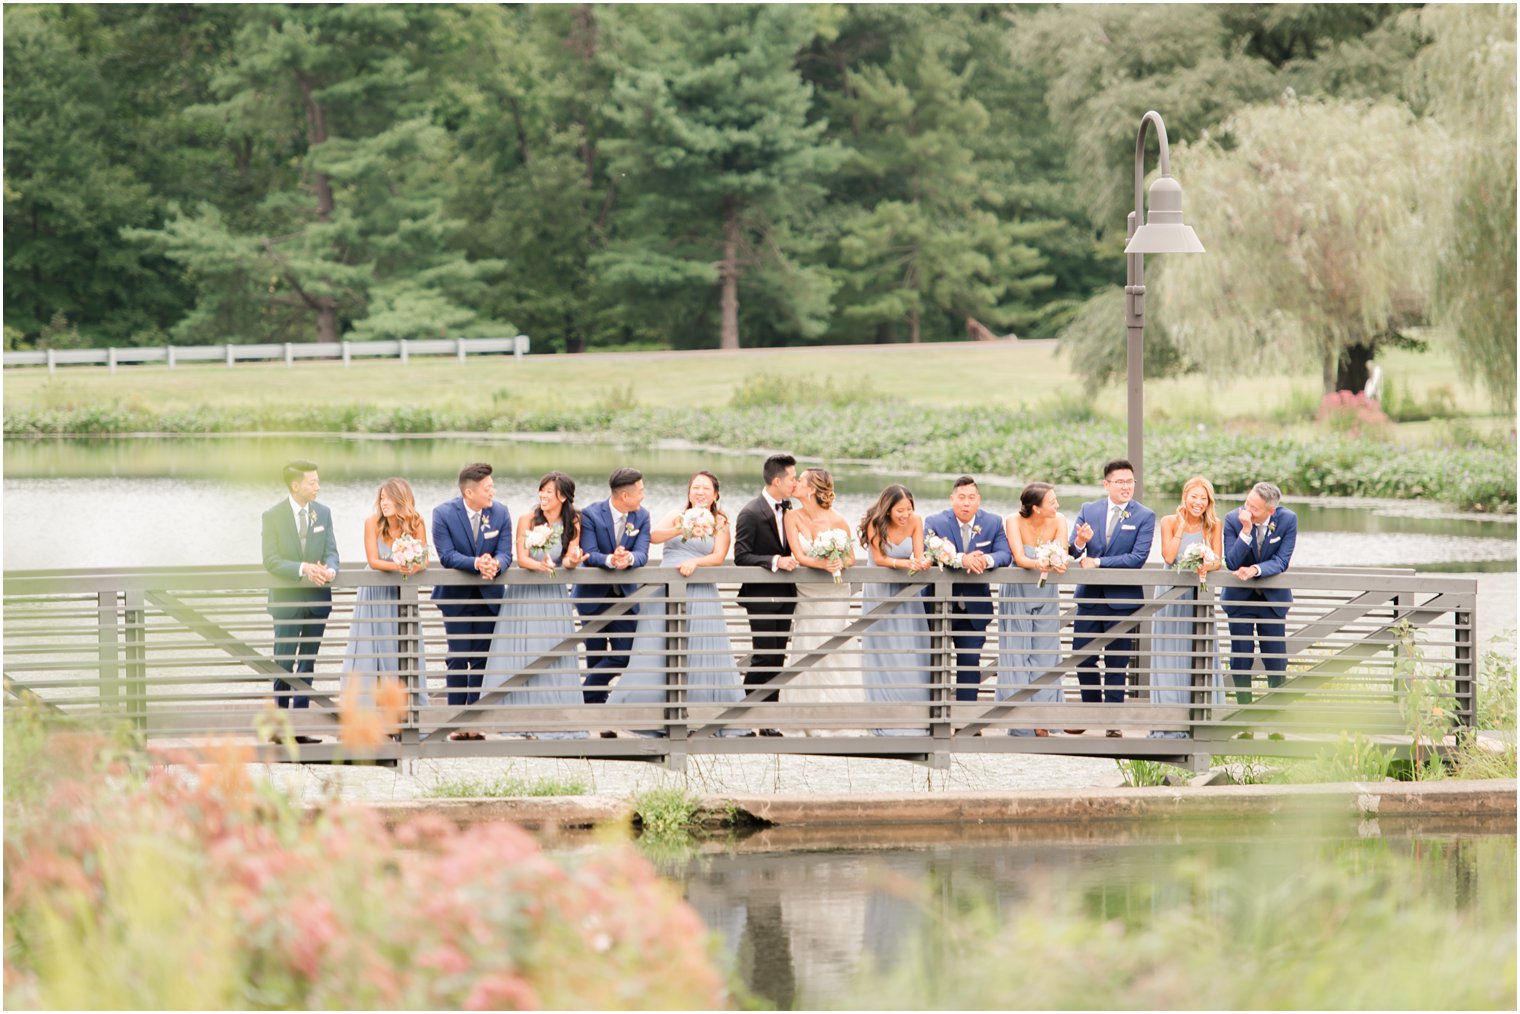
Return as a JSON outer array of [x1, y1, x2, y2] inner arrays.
[[733, 454, 799, 735]]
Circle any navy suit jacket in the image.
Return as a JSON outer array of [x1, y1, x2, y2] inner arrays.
[[1221, 506, 1298, 619], [923, 508, 1013, 613], [430, 497, 512, 612], [262, 498, 340, 619], [571, 499, 652, 609], [1069, 498, 1156, 616]]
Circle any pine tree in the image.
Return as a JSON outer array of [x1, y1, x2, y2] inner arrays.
[[128, 5, 502, 344], [596, 5, 840, 350], [826, 13, 1051, 343]]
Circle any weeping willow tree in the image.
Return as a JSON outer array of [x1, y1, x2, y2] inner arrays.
[[1155, 97, 1443, 394], [1408, 4, 1516, 412]]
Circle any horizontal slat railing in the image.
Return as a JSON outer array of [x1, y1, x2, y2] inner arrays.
[[3, 335, 530, 372], [2, 564, 1477, 770]]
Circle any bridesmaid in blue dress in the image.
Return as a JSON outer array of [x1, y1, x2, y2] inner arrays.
[[610, 471, 745, 736], [858, 485, 931, 736], [342, 478, 430, 712], [997, 482, 1068, 736], [483, 472, 587, 740], [1150, 475, 1225, 739]]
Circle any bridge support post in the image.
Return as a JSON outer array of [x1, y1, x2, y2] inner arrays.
[[928, 577, 953, 769], [124, 590, 147, 740], [665, 578, 689, 771], [98, 591, 120, 711], [398, 582, 422, 745]]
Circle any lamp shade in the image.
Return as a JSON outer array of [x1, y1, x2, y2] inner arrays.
[[1125, 174, 1204, 254]]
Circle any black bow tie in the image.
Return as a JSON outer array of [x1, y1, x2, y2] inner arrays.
[[775, 500, 790, 512]]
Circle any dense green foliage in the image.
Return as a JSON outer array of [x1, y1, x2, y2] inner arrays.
[[5, 4, 1511, 374], [843, 835, 1516, 1010], [6, 393, 1512, 511]]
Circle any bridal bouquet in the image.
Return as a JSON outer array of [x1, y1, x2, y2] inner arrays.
[[923, 533, 962, 571], [391, 534, 428, 579], [1173, 542, 1218, 585], [806, 529, 854, 584], [678, 507, 717, 542], [1033, 540, 1068, 588], [525, 523, 560, 574]]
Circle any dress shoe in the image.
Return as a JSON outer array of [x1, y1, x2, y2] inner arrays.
[[268, 733, 320, 745], [1063, 729, 1086, 735], [759, 728, 784, 737], [599, 730, 619, 739], [1105, 729, 1122, 738], [447, 730, 485, 742], [1034, 728, 1050, 737]]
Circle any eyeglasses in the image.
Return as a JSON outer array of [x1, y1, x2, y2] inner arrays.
[[1105, 478, 1136, 486]]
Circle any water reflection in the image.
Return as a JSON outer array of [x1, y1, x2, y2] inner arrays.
[[668, 820, 1517, 1009], [3, 436, 1515, 571]]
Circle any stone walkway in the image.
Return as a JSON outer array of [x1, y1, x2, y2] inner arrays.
[[263, 748, 1124, 805]]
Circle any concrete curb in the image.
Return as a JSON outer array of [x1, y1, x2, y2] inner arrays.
[[361, 779, 1515, 830], [713, 780, 1517, 827]]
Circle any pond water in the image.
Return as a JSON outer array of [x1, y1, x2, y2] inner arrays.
[[650, 818, 1517, 1009], [3, 435, 1514, 572]]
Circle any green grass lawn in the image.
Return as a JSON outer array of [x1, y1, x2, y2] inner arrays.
[[3, 338, 1500, 431]]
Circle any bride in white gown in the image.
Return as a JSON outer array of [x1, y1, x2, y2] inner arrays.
[[783, 467, 862, 734]]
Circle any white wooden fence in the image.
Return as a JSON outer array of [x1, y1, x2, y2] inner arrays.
[[2, 335, 530, 373]]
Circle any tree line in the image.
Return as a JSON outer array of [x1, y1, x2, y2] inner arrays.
[[4, 4, 1513, 406]]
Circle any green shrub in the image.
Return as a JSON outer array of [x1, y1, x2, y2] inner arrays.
[[1478, 646, 1518, 731], [423, 774, 591, 799], [631, 786, 704, 837], [842, 843, 1516, 1010], [1115, 758, 1191, 787], [1301, 732, 1396, 782]]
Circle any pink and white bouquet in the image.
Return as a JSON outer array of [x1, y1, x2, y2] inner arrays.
[[525, 523, 560, 573], [678, 507, 717, 542], [923, 533, 962, 571], [391, 534, 428, 579], [1173, 542, 1218, 585], [806, 529, 854, 584], [1033, 540, 1068, 587]]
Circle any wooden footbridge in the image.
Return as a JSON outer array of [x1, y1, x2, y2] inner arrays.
[[2, 564, 1478, 771]]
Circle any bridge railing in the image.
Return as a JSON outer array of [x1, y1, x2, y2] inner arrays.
[[2, 564, 1476, 770]]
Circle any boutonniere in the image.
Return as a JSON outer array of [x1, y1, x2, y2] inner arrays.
[[1120, 509, 1132, 522], [1267, 521, 1276, 534], [623, 522, 639, 538], [972, 525, 982, 537]]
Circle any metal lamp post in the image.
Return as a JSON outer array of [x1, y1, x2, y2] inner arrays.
[[1123, 111, 1204, 502]]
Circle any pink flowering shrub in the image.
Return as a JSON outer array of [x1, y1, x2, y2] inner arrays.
[[1316, 390, 1391, 438], [4, 718, 729, 1010]]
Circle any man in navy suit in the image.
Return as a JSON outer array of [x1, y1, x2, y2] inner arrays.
[[261, 459, 340, 741], [573, 467, 652, 704], [1068, 459, 1156, 726], [1221, 481, 1298, 705], [432, 462, 512, 736], [923, 476, 1013, 701]]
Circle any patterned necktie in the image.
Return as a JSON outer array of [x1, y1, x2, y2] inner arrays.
[[1255, 522, 1266, 555]]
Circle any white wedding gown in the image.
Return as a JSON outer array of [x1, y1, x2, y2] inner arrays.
[[783, 530, 863, 734]]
